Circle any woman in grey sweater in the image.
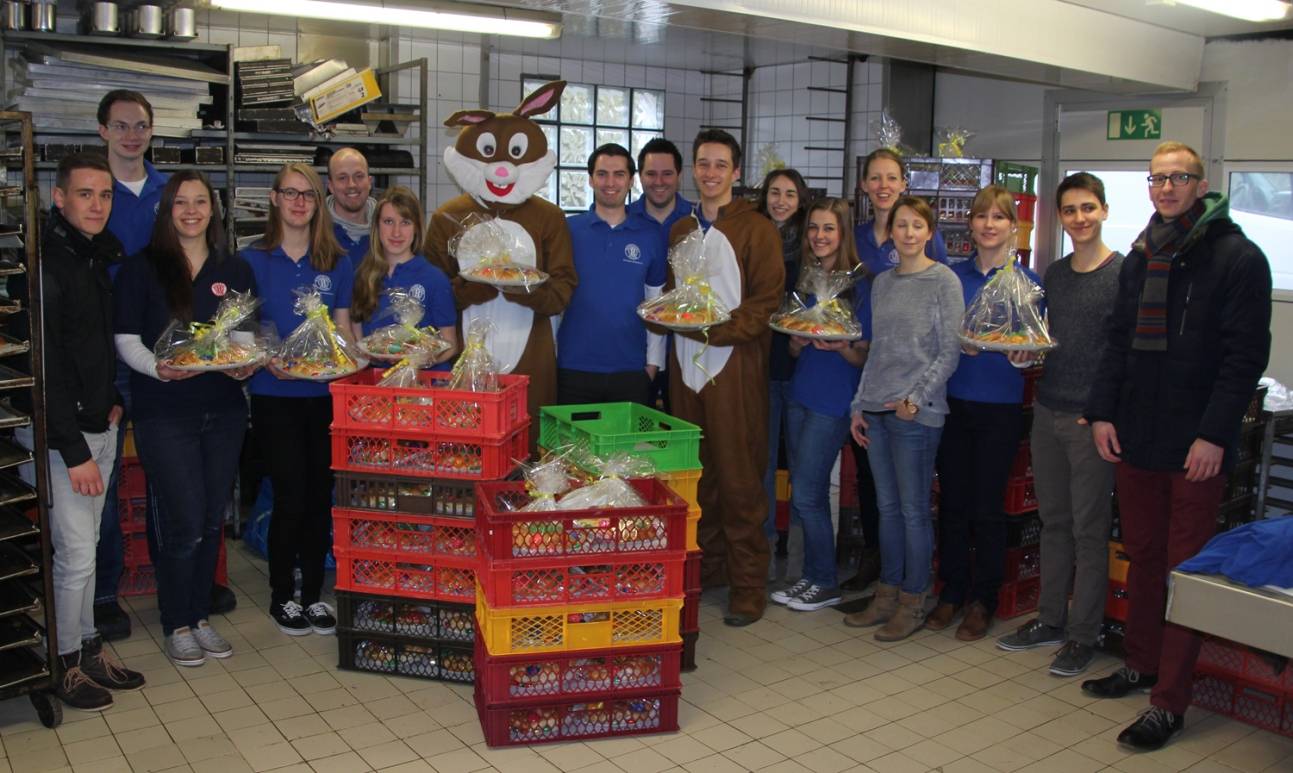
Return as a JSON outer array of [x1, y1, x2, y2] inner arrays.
[[843, 196, 964, 641]]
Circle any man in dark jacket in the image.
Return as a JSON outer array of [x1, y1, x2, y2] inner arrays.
[[20, 153, 144, 711], [1082, 141, 1271, 751]]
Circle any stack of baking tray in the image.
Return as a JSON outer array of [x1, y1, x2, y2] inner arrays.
[[233, 143, 315, 166], [236, 59, 294, 108]]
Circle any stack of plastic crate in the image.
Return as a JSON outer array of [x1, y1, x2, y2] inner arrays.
[[327, 369, 529, 684], [537, 403, 704, 671], [472, 476, 689, 746], [117, 451, 156, 597], [996, 367, 1043, 619], [1192, 635, 1293, 738]]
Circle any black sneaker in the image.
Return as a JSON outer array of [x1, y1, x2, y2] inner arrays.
[[997, 618, 1066, 652], [1118, 706, 1184, 751], [93, 601, 132, 642], [1082, 666, 1157, 698], [210, 583, 238, 615], [56, 652, 113, 712], [271, 601, 311, 636], [1049, 641, 1096, 677], [304, 602, 336, 635], [80, 635, 145, 691]]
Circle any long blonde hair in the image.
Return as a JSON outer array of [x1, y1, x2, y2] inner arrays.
[[802, 197, 862, 273], [352, 186, 426, 322], [261, 163, 344, 272]]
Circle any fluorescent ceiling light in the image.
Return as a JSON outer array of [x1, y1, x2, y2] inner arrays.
[[1158, 0, 1292, 22], [207, 0, 562, 38]]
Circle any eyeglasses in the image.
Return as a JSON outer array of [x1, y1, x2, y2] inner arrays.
[[274, 187, 318, 202], [105, 121, 152, 136], [1147, 172, 1200, 188]]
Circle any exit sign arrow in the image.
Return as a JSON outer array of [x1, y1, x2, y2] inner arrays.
[[1108, 109, 1163, 141]]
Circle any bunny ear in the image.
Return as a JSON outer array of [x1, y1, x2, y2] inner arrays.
[[444, 109, 495, 128], [516, 80, 565, 118]]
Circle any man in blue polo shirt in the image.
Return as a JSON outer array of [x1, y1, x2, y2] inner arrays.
[[629, 138, 692, 410], [93, 90, 169, 641], [326, 147, 375, 264], [558, 144, 667, 405]]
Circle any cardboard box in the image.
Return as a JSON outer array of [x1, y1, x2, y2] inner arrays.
[[1165, 571, 1293, 658], [309, 68, 381, 125]]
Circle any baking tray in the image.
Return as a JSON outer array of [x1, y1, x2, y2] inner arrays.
[[0, 366, 34, 389], [0, 403, 29, 430], [0, 543, 37, 583], [0, 582, 40, 621], [0, 474, 35, 508], [0, 508, 36, 543]]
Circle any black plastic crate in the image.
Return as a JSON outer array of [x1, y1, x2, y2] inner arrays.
[[338, 628, 474, 682], [336, 590, 474, 643], [333, 472, 476, 517]]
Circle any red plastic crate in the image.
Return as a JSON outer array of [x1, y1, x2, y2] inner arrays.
[[330, 369, 529, 438], [1003, 545, 1041, 583], [338, 628, 474, 683], [475, 478, 688, 560], [332, 507, 477, 559], [684, 550, 701, 593], [1003, 476, 1037, 515], [118, 564, 156, 597], [475, 682, 679, 747], [119, 495, 147, 534], [331, 423, 528, 480], [1006, 512, 1042, 548], [119, 457, 147, 501], [1192, 667, 1238, 715], [681, 631, 698, 672], [995, 577, 1040, 620], [1197, 636, 1245, 677], [334, 472, 478, 516], [333, 545, 476, 603], [681, 589, 700, 633], [1009, 441, 1033, 479], [122, 532, 151, 568], [1013, 192, 1037, 223], [474, 636, 681, 704], [1234, 680, 1285, 734], [1240, 649, 1293, 692], [479, 551, 685, 608], [1106, 579, 1129, 623], [839, 443, 857, 509], [335, 590, 475, 644]]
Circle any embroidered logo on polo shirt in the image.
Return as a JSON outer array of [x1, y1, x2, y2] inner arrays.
[[314, 275, 333, 292], [409, 284, 426, 301], [623, 243, 642, 263], [211, 282, 227, 297], [887, 248, 899, 266]]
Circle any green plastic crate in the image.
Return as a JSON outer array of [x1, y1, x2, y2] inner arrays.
[[539, 403, 701, 473], [994, 162, 1038, 194]]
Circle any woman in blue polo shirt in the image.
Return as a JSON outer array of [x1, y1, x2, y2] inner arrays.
[[114, 171, 255, 667], [350, 186, 457, 368], [241, 163, 355, 638], [927, 185, 1040, 642], [771, 198, 869, 613]]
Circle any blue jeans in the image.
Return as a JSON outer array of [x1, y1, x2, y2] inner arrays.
[[785, 401, 850, 588], [865, 412, 941, 595], [762, 379, 791, 545], [133, 406, 247, 635], [94, 362, 131, 605]]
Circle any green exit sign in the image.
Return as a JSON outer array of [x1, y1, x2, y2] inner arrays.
[[1108, 110, 1163, 141]]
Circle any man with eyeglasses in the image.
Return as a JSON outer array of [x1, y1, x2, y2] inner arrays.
[[325, 147, 375, 264], [1083, 141, 1272, 751]]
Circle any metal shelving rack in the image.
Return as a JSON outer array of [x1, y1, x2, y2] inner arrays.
[[0, 109, 60, 728]]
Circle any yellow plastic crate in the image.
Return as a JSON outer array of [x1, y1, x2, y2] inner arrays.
[[685, 508, 700, 552], [1016, 221, 1034, 251], [775, 469, 790, 502], [475, 585, 683, 656], [659, 469, 700, 510]]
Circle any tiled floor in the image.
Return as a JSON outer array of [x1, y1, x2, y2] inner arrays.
[[0, 541, 1290, 773]]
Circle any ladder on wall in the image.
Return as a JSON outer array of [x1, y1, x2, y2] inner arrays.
[[802, 55, 851, 197]]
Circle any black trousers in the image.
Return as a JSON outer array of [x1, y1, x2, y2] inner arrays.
[[251, 395, 333, 607], [935, 397, 1025, 612], [849, 436, 880, 550], [557, 368, 652, 407]]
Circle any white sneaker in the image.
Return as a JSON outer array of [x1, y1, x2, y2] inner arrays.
[[166, 627, 206, 667], [192, 620, 233, 658], [771, 578, 811, 605]]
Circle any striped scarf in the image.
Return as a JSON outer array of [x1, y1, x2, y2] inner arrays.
[[1132, 199, 1205, 351]]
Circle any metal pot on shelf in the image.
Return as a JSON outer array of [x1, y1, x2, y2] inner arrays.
[[131, 4, 163, 38], [167, 7, 196, 40], [87, 2, 120, 35], [3, 2, 25, 32], [30, 0, 57, 32]]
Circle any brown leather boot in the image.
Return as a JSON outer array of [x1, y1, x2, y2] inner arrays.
[[924, 601, 963, 631], [955, 601, 992, 641], [876, 591, 926, 642], [843, 583, 898, 628]]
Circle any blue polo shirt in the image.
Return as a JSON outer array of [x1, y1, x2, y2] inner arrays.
[[108, 160, 168, 261], [241, 244, 355, 398], [945, 258, 1044, 404], [854, 218, 949, 277], [628, 192, 693, 241], [359, 255, 456, 371], [558, 208, 667, 373], [789, 282, 870, 418], [114, 250, 257, 421], [334, 222, 370, 266]]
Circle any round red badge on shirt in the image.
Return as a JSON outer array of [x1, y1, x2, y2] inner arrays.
[[211, 282, 227, 297]]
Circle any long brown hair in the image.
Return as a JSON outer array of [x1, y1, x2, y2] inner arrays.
[[148, 171, 228, 321], [802, 197, 862, 274], [352, 186, 426, 323], [260, 163, 344, 272]]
